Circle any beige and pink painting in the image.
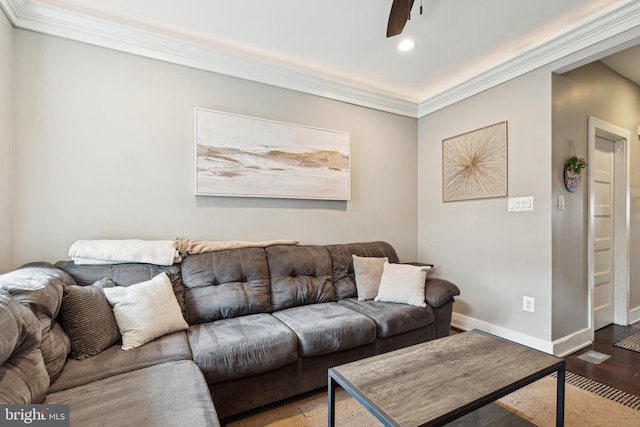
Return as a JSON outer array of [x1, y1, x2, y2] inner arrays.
[[195, 109, 350, 200]]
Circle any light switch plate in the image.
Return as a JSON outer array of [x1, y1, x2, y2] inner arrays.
[[508, 196, 534, 212]]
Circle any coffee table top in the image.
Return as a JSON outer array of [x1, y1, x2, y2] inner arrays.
[[329, 330, 564, 427]]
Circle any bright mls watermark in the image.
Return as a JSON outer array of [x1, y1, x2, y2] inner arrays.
[[1, 405, 69, 426]]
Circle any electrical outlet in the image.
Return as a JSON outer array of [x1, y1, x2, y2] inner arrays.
[[523, 296, 535, 312]]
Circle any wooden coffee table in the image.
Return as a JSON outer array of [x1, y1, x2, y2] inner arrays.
[[328, 330, 565, 426]]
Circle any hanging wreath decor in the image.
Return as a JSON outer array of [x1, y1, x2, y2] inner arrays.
[[564, 156, 587, 192], [564, 156, 588, 174]]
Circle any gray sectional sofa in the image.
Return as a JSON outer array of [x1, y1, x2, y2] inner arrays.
[[0, 241, 460, 426]]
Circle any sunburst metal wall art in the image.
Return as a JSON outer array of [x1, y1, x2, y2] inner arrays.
[[442, 121, 508, 202]]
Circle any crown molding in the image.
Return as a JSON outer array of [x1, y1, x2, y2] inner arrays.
[[2, 1, 640, 119], [418, 0, 640, 117], [0, 0, 25, 23], [0, 0, 420, 118]]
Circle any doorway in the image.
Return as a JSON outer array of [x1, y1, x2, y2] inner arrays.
[[588, 117, 630, 335]]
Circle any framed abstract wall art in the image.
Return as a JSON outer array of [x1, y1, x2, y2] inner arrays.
[[442, 121, 508, 202], [195, 108, 350, 200]]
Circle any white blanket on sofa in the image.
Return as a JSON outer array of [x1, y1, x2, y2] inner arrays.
[[69, 240, 181, 266]]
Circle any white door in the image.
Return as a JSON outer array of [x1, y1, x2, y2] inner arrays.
[[592, 136, 615, 330]]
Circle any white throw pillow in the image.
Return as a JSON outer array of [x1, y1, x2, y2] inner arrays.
[[103, 272, 188, 350], [353, 255, 388, 301], [374, 262, 431, 307]]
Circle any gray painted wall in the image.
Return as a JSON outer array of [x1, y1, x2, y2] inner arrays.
[[552, 62, 640, 339], [5, 8, 640, 351], [11, 29, 419, 266], [0, 11, 12, 273], [418, 69, 554, 344], [417, 58, 640, 350]]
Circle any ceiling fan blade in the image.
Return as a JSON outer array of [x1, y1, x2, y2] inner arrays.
[[387, 0, 415, 37]]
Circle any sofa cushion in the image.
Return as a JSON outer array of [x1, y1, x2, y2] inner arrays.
[[324, 242, 400, 299], [266, 245, 334, 311], [0, 263, 72, 319], [104, 273, 188, 350], [48, 331, 191, 393], [0, 292, 49, 404], [337, 297, 435, 339], [0, 350, 49, 404], [180, 248, 271, 324], [188, 313, 298, 383], [39, 321, 70, 383], [45, 360, 220, 427], [59, 278, 120, 360], [56, 261, 186, 315], [272, 302, 376, 357], [0, 263, 73, 385]]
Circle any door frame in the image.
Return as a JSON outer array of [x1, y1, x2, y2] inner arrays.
[[587, 116, 630, 335]]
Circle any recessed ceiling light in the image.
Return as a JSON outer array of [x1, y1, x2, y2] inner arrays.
[[398, 39, 416, 51]]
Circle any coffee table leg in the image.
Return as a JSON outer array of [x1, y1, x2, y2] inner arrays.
[[328, 375, 336, 427], [556, 364, 565, 427]]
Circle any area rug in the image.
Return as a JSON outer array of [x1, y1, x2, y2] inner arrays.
[[226, 372, 640, 427], [614, 330, 640, 352], [555, 371, 640, 409], [497, 372, 640, 426]]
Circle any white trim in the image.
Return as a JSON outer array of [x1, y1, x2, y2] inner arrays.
[[551, 328, 592, 357], [451, 313, 554, 354], [629, 306, 640, 325], [0, 0, 25, 24], [0, 0, 420, 117], [2, 1, 640, 117], [587, 117, 631, 331], [452, 313, 592, 356], [614, 128, 631, 325], [418, 0, 640, 116]]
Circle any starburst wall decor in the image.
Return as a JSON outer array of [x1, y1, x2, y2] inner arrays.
[[442, 121, 508, 202]]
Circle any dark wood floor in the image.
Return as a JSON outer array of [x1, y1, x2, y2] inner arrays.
[[565, 323, 640, 396]]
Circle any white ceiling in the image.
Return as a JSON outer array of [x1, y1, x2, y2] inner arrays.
[[2, 0, 640, 116]]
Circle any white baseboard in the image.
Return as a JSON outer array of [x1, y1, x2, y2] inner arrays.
[[452, 313, 554, 354], [552, 327, 592, 357], [452, 313, 592, 357], [629, 306, 640, 325]]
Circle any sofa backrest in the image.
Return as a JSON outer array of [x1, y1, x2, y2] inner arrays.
[[324, 241, 400, 299], [56, 261, 185, 315], [266, 245, 334, 312], [0, 291, 50, 404], [180, 248, 271, 324], [52, 241, 400, 325]]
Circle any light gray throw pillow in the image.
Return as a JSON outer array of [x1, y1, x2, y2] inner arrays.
[[104, 273, 188, 350], [375, 262, 431, 307], [352, 255, 388, 301]]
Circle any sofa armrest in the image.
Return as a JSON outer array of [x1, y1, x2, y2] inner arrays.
[[402, 262, 435, 268], [398, 262, 459, 307], [424, 277, 460, 308]]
